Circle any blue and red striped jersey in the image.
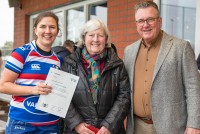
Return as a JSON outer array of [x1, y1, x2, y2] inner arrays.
[[5, 40, 63, 125]]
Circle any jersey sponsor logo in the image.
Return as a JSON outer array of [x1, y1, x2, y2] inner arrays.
[[14, 126, 25, 130], [31, 64, 41, 70], [19, 44, 31, 51], [20, 47, 26, 51], [23, 96, 48, 115]]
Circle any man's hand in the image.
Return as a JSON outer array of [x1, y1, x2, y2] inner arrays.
[[97, 126, 111, 134], [74, 122, 95, 134], [184, 127, 200, 134]]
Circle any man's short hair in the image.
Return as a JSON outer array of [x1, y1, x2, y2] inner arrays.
[[63, 40, 74, 48], [135, 1, 160, 17]]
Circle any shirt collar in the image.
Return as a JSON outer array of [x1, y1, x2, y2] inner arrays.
[[142, 30, 163, 48]]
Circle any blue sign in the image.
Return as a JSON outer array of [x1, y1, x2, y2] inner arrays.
[[23, 96, 48, 115]]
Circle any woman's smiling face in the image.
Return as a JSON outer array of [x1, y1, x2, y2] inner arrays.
[[84, 28, 106, 55], [34, 17, 59, 50]]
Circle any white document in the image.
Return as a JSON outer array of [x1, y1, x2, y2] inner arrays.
[[36, 67, 79, 118]]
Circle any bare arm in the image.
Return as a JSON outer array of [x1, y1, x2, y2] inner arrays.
[[0, 68, 52, 96]]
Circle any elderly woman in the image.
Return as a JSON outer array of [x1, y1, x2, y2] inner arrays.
[[61, 19, 130, 134]]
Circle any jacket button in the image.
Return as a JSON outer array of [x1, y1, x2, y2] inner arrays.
[[95, 118, 98, 121]]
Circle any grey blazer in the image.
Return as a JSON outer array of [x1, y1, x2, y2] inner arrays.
[[124, 32, 200, 134]]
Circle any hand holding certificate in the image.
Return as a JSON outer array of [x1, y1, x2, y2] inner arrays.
[[36, 67, 79, 118]]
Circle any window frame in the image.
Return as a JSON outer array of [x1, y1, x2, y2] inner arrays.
[[29, 0, 107, 46], [154, 0, 200, 58]]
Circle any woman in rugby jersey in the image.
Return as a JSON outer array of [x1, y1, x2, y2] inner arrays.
[[0, 11, 63, 134]]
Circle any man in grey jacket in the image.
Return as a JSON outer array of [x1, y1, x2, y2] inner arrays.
[[124, 1, 200, 134]]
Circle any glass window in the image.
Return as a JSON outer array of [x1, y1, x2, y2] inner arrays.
[[89, 3, 107, 25], [161, 0, 197, 50], [66, 7, 84, 43], [29, 0, 107, 46]]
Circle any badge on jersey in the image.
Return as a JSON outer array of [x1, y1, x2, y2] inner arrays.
[[52, 65, 59, 69]]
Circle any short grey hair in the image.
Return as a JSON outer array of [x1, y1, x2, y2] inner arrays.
[[79, 19, 111, 47], [135, 1, 160, 17]]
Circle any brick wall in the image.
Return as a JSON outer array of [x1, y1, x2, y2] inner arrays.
[[13, 0, 75, 49], [13, 0, 152, 58], [107, 0, 152, 59]]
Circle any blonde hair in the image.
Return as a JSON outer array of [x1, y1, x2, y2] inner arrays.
[[79, 19, 111, 47]]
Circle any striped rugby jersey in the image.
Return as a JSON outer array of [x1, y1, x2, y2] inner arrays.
[[5, 40, 63, 126]]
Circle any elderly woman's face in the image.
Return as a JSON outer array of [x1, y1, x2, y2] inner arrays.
[[85, 28, 106, 55]]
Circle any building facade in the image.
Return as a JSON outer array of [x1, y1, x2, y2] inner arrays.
[[10, 0, 200, 59]]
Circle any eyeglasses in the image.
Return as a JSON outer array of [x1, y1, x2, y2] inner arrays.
[[136, 17, 160, 26]]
